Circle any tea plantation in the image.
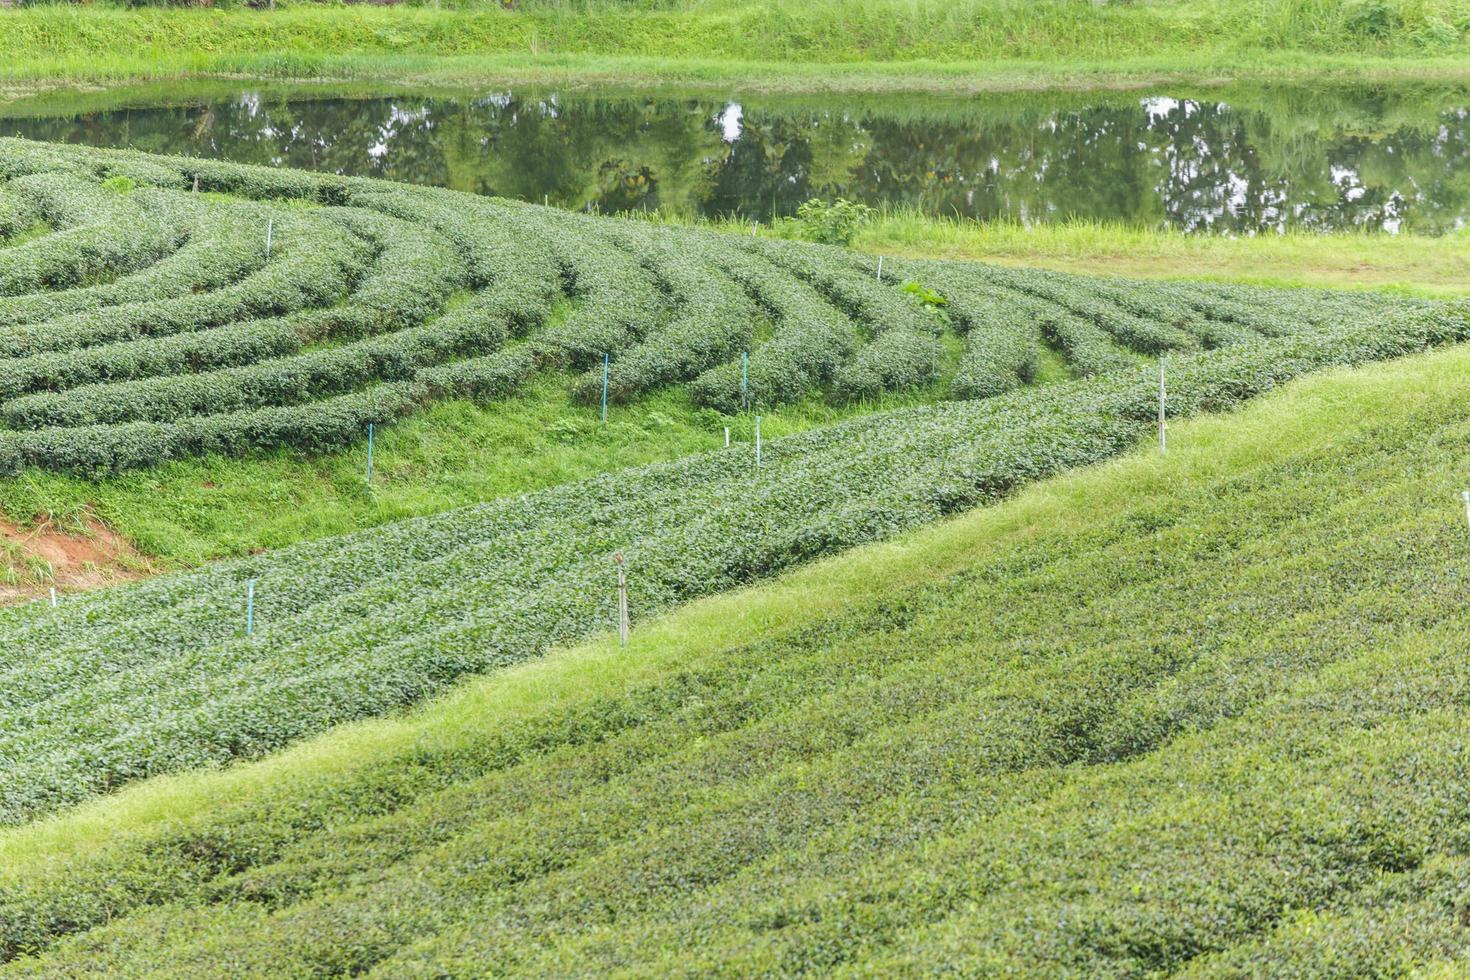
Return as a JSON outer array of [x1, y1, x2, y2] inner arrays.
[[4, 138, 1470, 976], [5, 344, 1470, 975], [0, 139, 1440, 474]]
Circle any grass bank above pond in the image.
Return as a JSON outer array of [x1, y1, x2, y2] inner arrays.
[[3, 1, 1470, 95], [827, 216, 1470, 299]]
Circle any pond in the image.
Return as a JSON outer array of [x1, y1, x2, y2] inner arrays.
[[3, 82, 1468, 234]]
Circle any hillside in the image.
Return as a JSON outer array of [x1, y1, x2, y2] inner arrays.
[[1, 140, 1467, 821], [0, 138, 1442, 569], [5, 343, 1470, 974]]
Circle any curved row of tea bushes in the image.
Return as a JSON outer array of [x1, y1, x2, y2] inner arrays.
[[571, 228, 756, 405], [927, 277, 1044, 399], [687, 247, 857, 411], [0, 202, 271, 329], [0, 303, 1462, 827], [530, 212, 667, 370], [0, 186, 39, 242], [0, 207, 367, 363], [0, 139, 1451, 473], [751, 238, 947, 400], [0, 175, 190, 297]]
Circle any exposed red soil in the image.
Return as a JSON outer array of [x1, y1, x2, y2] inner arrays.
[[0, 512, 153, 605]]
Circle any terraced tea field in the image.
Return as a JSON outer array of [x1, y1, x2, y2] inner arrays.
[[3, 138, 1470, 976], [0, 139, 1440, 474]]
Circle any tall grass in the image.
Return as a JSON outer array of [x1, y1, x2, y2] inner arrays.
[[1, 0, 1469, 92]]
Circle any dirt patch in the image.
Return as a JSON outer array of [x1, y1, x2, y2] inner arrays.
[[0, 511, 153, 606]]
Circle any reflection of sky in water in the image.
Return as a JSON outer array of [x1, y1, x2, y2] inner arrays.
[[6, 88, 1468, 233]]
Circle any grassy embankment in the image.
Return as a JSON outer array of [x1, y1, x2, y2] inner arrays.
[[2, 0, 1470, 96], [4, 341, 1470, 973]]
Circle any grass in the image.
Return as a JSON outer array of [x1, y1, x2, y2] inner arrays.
[[654, 209, 1470, 298], [2, 1, 1470, 98], [846, 215, 1470, 298], [0, 371, 939, 567], [5, 339, 1470, 972]]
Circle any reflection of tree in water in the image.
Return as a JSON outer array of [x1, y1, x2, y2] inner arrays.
[[8, 87, 1470, 233]]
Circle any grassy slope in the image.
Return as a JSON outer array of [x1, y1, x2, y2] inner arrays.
[[2, 208, 1457, 571], [0, 363, 942, 568], [5, 342, 1470, 973], [2, 1, 1470, 95], [846, 216, 1470, 298]]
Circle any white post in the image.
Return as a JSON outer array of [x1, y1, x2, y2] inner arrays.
[[192, 175, 200, 196], [1158, 358, 1167, 454], [265, 218, 273, 259], [755, 416, 762, 470], [876, 256, 884, 281], [1461, 490, 1470, 529], [49, 587, 56, 608], [724, 426, 730, 448]]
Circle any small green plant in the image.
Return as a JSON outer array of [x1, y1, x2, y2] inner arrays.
[[791, 198, 875, 246], [901, 280, 946, 309], [1343, 0, 1401, 38]]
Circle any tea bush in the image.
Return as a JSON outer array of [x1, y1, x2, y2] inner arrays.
[[0, 139, 1436, 474]]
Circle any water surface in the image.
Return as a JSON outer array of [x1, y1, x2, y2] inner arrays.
[[4, 82, 1467, 233]]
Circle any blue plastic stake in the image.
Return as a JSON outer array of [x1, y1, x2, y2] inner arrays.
[[366, 423, 374, 486], [602, 353, 610, 423], [246, 579, 257, 637], [755, 415, 762, 471], [741, 351, 749, 410]]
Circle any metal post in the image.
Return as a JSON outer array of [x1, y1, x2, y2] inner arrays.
[[602, 353, 610, 423]]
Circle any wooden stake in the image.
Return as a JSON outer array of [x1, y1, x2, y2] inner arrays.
[[613, 552, 629, 647], [246, 579, 257, 636], [1158, 358, 1167, 454]]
